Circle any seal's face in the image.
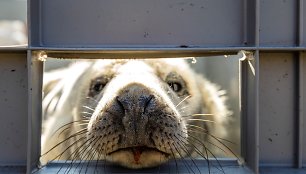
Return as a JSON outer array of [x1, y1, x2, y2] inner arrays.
[[42, 58, 229, 169], [80, 59, 202, 168]]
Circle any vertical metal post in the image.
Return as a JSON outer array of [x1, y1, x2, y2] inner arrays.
[[254, 0, 260, 173], [26, 50, 32, 174], [254, 50, 259, 174], [241, 0, 260, 173], [298, 0, 304, 46], [298, 53, 304, 168], [26, 51, 44, 174], [26, 1, 32, 173], [297, 0, 304, 168]]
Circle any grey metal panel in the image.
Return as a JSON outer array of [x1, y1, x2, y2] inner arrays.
[[34, 0, 244, 47], [259, 53, 296, 166], [260, 0, 297, 46], [0, 0, 27, 22], [303, 1, 306, 46], [303, 53, 306, 167], [245, 0, 256, 46], [29, 0, 40, 46], [0, 52, 27, 165]]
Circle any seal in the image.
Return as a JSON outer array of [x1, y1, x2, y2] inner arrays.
[[41, 58, 230, 169]]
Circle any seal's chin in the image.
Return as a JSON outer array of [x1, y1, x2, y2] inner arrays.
[[106, 146, 171, 169]]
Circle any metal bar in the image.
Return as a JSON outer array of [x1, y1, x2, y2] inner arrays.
[[42, 51, 239, 59], [254, 0, 260, 173], [298, 52, 304, 168], [26, 2, 32, 173], [299, 0, 304, 46], [1, 46, 306, 53], [0, 46, 28, 51], [254, 50, 260, 174], [26, 50, 32, 174], [239, 55, 248, 165], [28, 46, 306, 51], [29, 46, 252, 51], [297, 0, 304, 168], [256, 47, 306, 51], [27, 0, 30, 46]]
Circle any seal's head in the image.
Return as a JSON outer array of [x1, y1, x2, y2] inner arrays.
[[42, 58, 229, 169], [82, 59, 205, 168]]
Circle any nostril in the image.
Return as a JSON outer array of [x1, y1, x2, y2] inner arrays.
[[143, 95, 154, 114], [116, 96, 125, 113]]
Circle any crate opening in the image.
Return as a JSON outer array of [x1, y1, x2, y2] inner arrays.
[[39, 54, 243, 172]]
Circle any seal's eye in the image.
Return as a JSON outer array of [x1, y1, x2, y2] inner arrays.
[[168, 82, 182, 93], [165, 72, 189, 96], [93, 82, 104, 92], [89, 76, 110, 97]]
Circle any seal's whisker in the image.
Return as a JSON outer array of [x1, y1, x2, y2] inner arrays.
[[173, 135, 195, 173], [82, 116, 91, 119], [187, 129, 228, 155], [180, 113, 214, 118], [178, 132, 211, 168], [68, 136, 100, 173], [178, 136, 216, 174], [61, 137, 93, 162], [84, 146, 99, 174], [103, 143, 107, 173], [184, 118, 215, 123], [185, 125, 239, 161], [192, 113, 214, 116], [186, 124, 235, 145], [80, 137, 101, 174], [168, 142, 179, 174], [50, 120, 89, 138], [187, 126, 235, 146], [42, 129, 88, 157], [178, 133, 225, 174], [85, 97, 100, 104], [63, 137, 98, 174], [76, 123, 89, 127], [82, 106, 95, 111], [171, 141, 197, 174], [94, 146, 102, 174], [81, 111, 94, 115], [53, 137, 90, 174], [176, 105, 189, 112], [58, 125, 88, 138], [37, 136, 86, 173], [173, 136, 202, 174], [71, 141, 96, 173], [175, 95, 191, 108]]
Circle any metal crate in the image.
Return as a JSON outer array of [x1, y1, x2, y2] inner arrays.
[[0, 0, 306, 173]]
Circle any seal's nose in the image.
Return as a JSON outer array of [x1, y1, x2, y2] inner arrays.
[[114, 83, 156, 144], [116, 91, 154, 115]]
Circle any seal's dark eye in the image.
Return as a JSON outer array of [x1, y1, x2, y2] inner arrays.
[[89, 76, 110, 97], [93, 82, 104, 92], [168, 82, 182, 93]]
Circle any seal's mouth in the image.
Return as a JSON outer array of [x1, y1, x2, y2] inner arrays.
[[108, 146, 170, 164]]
